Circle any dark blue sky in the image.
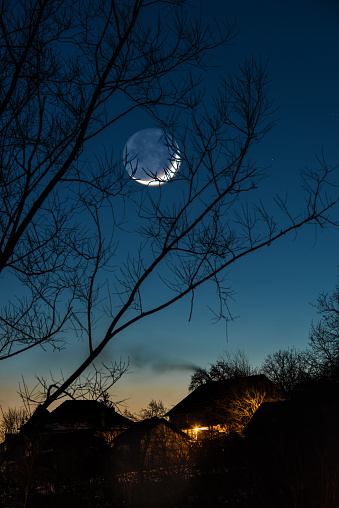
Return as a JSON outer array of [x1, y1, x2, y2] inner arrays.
[[1, 0, 339, 412]]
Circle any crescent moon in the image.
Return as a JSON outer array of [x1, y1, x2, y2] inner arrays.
[[123, 128, 181, 186]]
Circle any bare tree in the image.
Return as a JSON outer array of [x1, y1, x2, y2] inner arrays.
[[122, 399, 167, 421], [201, 375, 283, 435], [309, 278, 339, 376], [0, 406, 29, 442], [17, 360, 129, 415], [263, 281, 339, 395], [189, 367, 213, 392], [189, 350, 258, 391], [224, 384, 278, 434], [0, 0, 230, 357], [139, 399, 168, 420], [262, 347, 314, 395], [0, 0, 337, 412]]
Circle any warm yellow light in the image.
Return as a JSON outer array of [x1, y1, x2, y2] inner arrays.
[[193, 426, 209, 439]]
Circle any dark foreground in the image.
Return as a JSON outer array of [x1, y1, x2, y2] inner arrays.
[[2, 429, 338, 508]]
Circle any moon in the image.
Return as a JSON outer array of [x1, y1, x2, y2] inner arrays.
[[123, 128, 181, 186]]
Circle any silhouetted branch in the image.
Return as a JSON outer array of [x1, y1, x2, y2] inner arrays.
[[0, 1, 337, 411]]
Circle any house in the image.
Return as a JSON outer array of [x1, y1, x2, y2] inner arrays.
[[244, 397, 339, 440], [243, 400, 296, 439], [242, 397, 339, 506], [113, 416, 192, 474], [3, 400, 134, 481], [166, 374, 283, 439], [38, 399, 132, 434]]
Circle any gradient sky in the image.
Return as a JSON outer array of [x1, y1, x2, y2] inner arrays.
[[1, 0, 339, 414]]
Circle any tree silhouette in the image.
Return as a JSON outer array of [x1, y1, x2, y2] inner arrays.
[[309, 277, 339, 377], [189, 350, 258, 391], [0, 406, 29, 443], [0, 0, 337, 411], [262, 347, 314, 396], [218, 381, 281, 434]]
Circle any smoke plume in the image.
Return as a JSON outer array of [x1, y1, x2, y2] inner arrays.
[[127, 346, 200, 374]]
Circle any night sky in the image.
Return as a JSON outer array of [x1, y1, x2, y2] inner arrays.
[[1, 0, 339, 413]]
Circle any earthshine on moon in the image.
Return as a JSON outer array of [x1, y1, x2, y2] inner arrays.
[[123, 128, 181, 186]]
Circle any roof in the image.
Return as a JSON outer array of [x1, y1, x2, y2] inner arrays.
[[166, 375, 279, 417], [114, 417, 190, 445], [20, 405, 50, 432], [242, 400, 291, 438], [21, 400, 133, 433], [243, 397, 339, 439]]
